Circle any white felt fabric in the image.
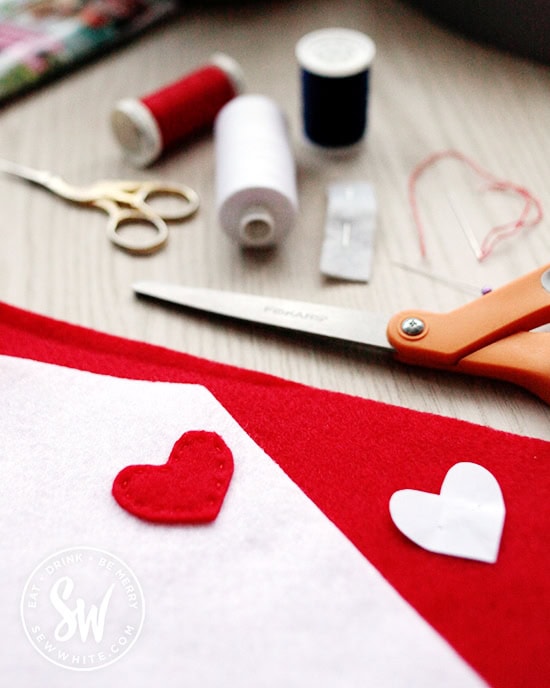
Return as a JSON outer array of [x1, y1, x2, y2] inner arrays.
[[0, 355, 487, 687]]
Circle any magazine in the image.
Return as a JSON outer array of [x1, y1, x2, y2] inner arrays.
[[0, 0, 178, 103]]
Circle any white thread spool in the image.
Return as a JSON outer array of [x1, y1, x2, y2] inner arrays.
[[214, 94, 298, 248]]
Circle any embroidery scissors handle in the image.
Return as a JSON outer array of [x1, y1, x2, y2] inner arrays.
[[0, 159, 199, 255], [74, 179, 200, 255]]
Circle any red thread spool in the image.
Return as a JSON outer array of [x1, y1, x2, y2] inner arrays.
[[111, 53, 245, 167]]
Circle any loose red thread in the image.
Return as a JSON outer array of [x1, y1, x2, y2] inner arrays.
[[408, 150, 543, 261]]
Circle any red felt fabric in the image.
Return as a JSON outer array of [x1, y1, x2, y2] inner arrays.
[[0, 300, 548, 688], [112, 430, 234, 524]]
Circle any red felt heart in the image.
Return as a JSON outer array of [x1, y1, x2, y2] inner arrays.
[[112, 430, 234, 524]]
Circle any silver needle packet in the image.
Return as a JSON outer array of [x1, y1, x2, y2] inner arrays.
[[320, 181, 377, 282]]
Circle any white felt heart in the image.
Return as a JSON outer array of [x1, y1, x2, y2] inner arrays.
[[389, 462, 505, 563]]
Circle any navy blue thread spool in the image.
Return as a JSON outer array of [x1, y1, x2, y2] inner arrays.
[[296, 29, 376, 149]]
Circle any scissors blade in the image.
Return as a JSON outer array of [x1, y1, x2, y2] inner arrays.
[[133, 281, 394, 352], [0, 158, 55, 187]]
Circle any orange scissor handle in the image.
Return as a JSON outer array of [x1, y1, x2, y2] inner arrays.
[[386, 263, 550, 402], [456, 331, 550, 405]]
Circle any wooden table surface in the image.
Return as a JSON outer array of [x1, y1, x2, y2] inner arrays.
[[1, 0, 549, 440]]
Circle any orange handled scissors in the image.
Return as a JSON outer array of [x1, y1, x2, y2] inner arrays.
[[0, 158, 199, 255], [133, 263, 550, 405]]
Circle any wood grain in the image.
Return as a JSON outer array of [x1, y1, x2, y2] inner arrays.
[[1, 0, 549, 439]]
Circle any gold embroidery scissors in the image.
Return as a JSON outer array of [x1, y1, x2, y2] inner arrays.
[[0, 158, 199, 255]]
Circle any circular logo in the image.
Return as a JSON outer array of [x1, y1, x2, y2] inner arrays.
[[20, 547, 145, 671]]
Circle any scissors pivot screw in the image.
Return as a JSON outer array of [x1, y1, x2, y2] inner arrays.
[[400, 317, 425, 337]]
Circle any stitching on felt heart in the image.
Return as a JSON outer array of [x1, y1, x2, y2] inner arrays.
[[112, 430, 234, 525]]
